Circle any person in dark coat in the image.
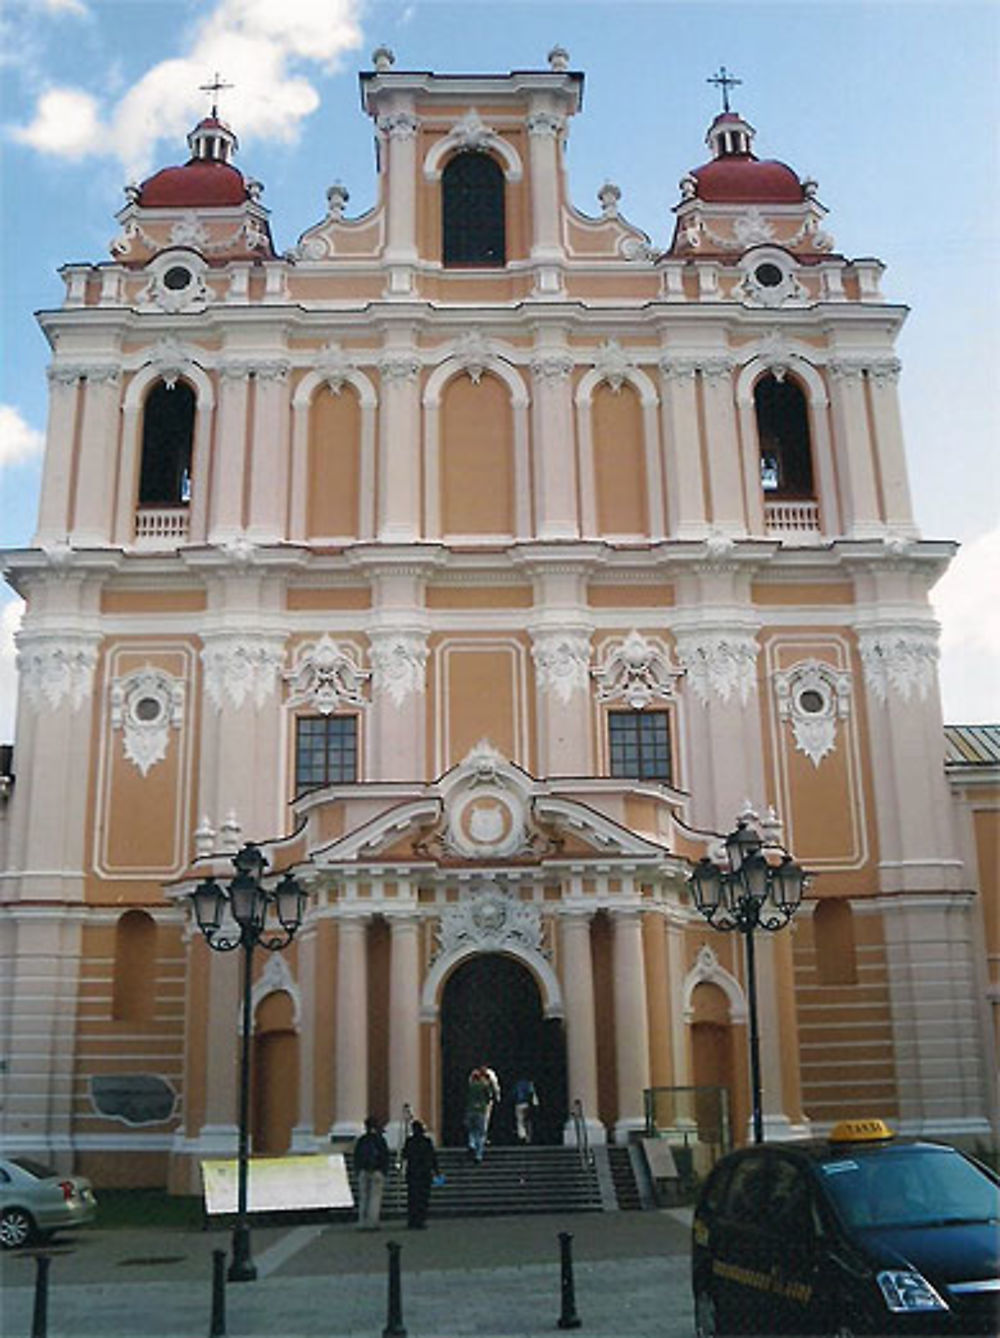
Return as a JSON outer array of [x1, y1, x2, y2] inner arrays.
[[353, 1115, 391, 1230], [401, 1119, 439, 1228]]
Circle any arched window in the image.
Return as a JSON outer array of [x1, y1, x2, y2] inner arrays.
[[112, 909, 157, 1022], [442, 152, 505, 267], [139, 380, 195, 506], [813, 898, 858, 985], [754, 374, 814, 497]]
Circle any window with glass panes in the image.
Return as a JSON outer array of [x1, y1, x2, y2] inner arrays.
[[608, 710, 672, 782], [294, 715, 357, 794]]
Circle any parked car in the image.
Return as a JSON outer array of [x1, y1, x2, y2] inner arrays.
[[0, 1157, 97, 1249], [691, 1119, 1000, 1335]]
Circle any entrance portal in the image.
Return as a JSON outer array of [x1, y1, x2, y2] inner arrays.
[[440, 953, 566, 1147]]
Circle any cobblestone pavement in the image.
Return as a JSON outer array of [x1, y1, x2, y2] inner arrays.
[[1, 1210, 696, 1338]]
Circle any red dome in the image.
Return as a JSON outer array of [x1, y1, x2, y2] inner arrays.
[[692, 155, 804, 204], [138, 158, 248, 208]]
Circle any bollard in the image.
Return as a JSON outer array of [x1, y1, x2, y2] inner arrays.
[[557, 1230, 582, 1330], [382, 1240, 407, 1338], [209, 1248, 227, 1337], [31, 1254, 51, 1338]]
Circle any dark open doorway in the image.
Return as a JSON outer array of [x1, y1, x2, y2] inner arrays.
[[439, 952, 567, 1147]]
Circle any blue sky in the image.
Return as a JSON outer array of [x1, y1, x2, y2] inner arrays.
[[1, 0, 998, 738]]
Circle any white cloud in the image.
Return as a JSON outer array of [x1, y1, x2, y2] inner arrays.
[[931, 526, 1000, 724], [0, 598, 23, 743], [12, 0, 364, 176], [10, 85, 102, 158], [0, 404, 45, 469], [39, 0, 89, 15]]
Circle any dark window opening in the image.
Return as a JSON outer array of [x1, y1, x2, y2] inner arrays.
[[139, 380, 195, 506], [608, 710, 672, 782], [295, 715, 358, 794], [442, 151, 506, 267], [754, 374, 814, 497]]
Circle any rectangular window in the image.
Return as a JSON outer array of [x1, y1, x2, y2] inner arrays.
[[295, 715, 358, 794], [608, 710, 671, 782]]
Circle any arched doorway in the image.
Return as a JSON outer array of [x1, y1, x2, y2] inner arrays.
[[440, 953, 566, 1147], [251, 991, 299, 1155]]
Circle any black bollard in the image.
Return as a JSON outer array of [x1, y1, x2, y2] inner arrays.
[[557, 1230, 582, 1330], [209, 1248, 227, 1337], [382, 1240, 407, 1338], [31, 1254, 51, 1338]]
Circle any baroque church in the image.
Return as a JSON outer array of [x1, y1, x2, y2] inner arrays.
[[1, 48, 997, 1194]]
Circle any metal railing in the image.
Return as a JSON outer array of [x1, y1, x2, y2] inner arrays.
[[570, 1098, 593, 1168]]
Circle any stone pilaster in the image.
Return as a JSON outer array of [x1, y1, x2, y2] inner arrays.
[[659, 356, 707, 537], [332, 915, 369, 1138], [530, 341, 578, 540], [70, 369, 121, 546], [558, 911, 604, 1144], [387, 910, 421, 1144], [611, 906, 651, 1140]]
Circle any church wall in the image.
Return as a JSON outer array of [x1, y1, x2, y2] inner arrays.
[[590, 382, 648, 538], [307, 384, 362, 540]]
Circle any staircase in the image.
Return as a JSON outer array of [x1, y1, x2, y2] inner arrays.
[[606, 1145, 642, 1210], [347, 1145, 603, 1219]]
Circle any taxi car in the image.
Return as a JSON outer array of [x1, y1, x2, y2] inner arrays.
[[0, 1157, 97, 1249], [691, 1119, 1000, 1335]]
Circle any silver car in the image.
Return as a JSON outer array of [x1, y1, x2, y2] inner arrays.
[[0, 1157, 97, 1249]]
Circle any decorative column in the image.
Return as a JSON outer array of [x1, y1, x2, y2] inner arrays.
[[699, 357, 744, 535], [70, 368, 122, 546], [827, 357, 882, 538], [209, 364, 251, 541], [376, 345, 422, 541], [611, 906, 651, 1140], [558, 911, 604, 1144], [659, 356, 708, 537], [530, 625, 592, 775], [642, 911, 674, 1090], [526, 105, 565, 293], [246, 362, 291, 543], [531, 340, 579, 540], [290, 916, 318, 1151], [332, 915, 369, 1138], [387, 910, 421, 1144], [866, 358, 917, 534], [34, 370, 80, 543], [378, 104, 420, 293]]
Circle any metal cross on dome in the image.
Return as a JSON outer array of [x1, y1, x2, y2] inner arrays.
[[707, 65, 742, 113], [199, 71, 233, 118]]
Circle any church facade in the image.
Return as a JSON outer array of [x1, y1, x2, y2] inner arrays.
[[1, 49, 996, 1193]]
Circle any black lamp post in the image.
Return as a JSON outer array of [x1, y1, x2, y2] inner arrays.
[[188, 843, 307, 1282], [687, 818, 807, 1145]]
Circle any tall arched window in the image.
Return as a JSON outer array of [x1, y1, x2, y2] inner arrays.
[[139, 380, 195, 506], [112, 909, 157, 1022], [754, 374, 814, 497], [442, 152, 505, 267]]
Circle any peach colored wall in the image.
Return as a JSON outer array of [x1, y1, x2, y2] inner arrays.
[[440, 373, 514, 535], [592, 382, 648, 535], [308, 385, 361, 537]]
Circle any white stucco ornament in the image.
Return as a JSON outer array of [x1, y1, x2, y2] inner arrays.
[[858, 627, 938, 704], [674, 629, 759, 706], [443, 741, 532, 859], [773, 659, 851, 767], [434, 882, 544, 960], [110, 665, 186, 777], [285, 634, 369, 715], [18, 631, 99, 712], [530, 628, 591, 704], [201, 634, 285, 710], [592, 338, 633, 393], [369, 630, 428, 708], [593, 631, 683, 710]]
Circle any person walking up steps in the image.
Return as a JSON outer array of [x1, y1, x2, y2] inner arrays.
[[465, 1066, 494, 1163], [512, 1076, 538, 1145], [353, 1115, 390, 1230]]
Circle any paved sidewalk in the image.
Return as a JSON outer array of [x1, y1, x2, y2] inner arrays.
[[1, 1211, 696, 1337]]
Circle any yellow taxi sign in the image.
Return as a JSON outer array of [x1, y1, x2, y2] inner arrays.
[[829, 1118, 894, 1144]]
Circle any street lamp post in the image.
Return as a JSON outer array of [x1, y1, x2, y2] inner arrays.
[[188, 843, 307, 1282], [687, 816, 807, 1145]]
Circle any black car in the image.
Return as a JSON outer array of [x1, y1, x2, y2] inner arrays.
[[691, 1119, 1000, 1335]]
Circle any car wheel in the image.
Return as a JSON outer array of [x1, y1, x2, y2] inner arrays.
[[694, 1284, 722, 1338], [0, 1206, 37, 1249]]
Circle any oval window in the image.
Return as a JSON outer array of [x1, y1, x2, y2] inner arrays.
[[798, 688, 825, 714], [135, 696, 163, 722], [754, 262, 784, 288], [163, 266, 192, 291]]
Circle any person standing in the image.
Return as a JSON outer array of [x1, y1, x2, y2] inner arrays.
[[353, 1115, 391, 1230], [401, 1119, 439, 1229], [512, 1076, 538, 1145], [465, 1066, 494, 1163]]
